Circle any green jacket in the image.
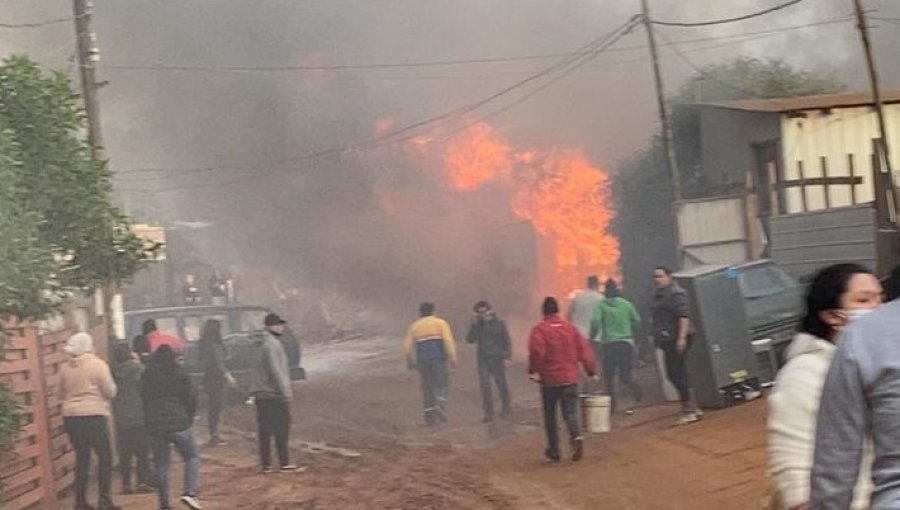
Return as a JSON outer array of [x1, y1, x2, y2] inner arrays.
[[589, 297, 641, 345]]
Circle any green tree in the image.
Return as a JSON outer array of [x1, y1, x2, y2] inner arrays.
[[0, 55, 154, 499], [615, 57, 844, 326]]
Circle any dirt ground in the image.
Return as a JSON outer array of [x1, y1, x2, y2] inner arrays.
[[70, 336, 769, 509]]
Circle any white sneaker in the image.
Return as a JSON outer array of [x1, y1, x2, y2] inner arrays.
[[180, 495, 202, 510], [677, 412, 700, 426]]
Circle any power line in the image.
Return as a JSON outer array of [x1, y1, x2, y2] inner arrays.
[[652, 0, 804, 27], [96, 15, 847, 75], [0, 16, 73, 29], [116, 16, 642, 192]]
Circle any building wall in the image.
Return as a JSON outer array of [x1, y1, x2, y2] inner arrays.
[[699, 107, 781, 192], [780, 103, 900, 213]]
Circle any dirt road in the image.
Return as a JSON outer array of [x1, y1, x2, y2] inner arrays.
[[73, 335, 768, 509]]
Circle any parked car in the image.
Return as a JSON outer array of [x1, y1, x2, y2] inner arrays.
[[124, 304, 303, 391]]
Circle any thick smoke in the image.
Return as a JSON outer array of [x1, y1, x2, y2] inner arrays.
[[2, 0, 899, 327]]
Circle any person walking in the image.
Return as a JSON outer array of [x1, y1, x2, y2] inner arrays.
[[567, 275, 604, 340], [465, 301, 512, 423], [142, 319, 186, 356], [198, 319, 236, 446], [528, 297, 597, 462], [250, 313, 297, 473], [142, 346, 202, 510], [651, 266, 700, 425], [768, 264, 879, 510], [404, 302, 458, 426], [59, 332, 120, 510], [589, 279, 643, 412], [110, 343, 153, 495]]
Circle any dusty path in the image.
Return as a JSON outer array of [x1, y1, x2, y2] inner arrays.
[[69, 335, 768, 509]]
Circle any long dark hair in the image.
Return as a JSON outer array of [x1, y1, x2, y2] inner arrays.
[[200, 319, 223, 345], [150, 344, 179, 372], [801, 263, 872, 341]]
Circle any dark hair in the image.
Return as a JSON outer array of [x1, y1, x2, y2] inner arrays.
[[542, 296, 559, 316], [884, 265, 900, 302], [605, 279, 620, 299], [801, 263, 872, 340], [151, 344, 178, 367], [200, 319, 222, 344], [113, 342, 133, 364], [587, 276, 600, 289], [419, 302, 436, 317], [654, 266, 672, 276], [141, 319, 157, 335], [473, 300, 491, 313]]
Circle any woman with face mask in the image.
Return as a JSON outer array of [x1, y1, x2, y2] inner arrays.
[[767, 263, 882, 510]]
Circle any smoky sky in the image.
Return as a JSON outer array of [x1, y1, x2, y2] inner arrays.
[[2, 0, 899, 321]]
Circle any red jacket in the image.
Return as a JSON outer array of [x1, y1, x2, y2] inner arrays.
[[147, 331, 186, 356], [528, 314, 597, 385]]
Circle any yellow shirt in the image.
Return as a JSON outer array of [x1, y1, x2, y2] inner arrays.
[[404, 315, 457, 364]]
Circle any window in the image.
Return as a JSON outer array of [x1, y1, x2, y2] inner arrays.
[[239, 310, 269, 332], [183, 315, 229, 342]]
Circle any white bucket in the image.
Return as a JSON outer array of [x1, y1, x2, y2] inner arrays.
[[581, 394, 612, 433]]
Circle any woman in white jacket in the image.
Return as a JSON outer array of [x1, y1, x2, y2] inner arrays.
[[768, 263, 882, 510]]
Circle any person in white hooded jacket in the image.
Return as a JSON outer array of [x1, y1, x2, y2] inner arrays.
[[767, 263, 881, 510]]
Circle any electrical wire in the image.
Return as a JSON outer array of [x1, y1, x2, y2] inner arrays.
[[115, 16, 642, 192], [651, 0, 805, 27], [96, 15, 850, 75], [0, 16, 73, 29]]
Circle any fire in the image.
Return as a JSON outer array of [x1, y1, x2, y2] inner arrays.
[[441, 121, 620, 295]]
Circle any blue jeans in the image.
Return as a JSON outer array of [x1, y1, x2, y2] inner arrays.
[[150, 429, 200, 508]]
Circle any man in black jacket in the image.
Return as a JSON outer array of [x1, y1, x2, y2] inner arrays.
[[142, 346, 202, 510], [466, 301, 513, 422]]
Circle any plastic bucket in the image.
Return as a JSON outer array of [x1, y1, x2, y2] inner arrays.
[[581, 394, 612, 433]]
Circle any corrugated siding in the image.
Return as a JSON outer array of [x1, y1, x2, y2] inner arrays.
[[780, 103, 900, 214], [768, 204, 877, 280], [678, 197, 749, 268]]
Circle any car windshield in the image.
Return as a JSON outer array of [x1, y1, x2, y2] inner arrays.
[[737, 265, 797, 299], [239, 310, 268, 332], [183, 314, 230, 342]]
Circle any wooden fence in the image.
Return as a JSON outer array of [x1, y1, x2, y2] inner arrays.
[[0, 320, 107, 510]]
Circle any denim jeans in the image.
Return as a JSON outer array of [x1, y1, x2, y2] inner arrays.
[[541, 384, 581, 459], [418, 359, 450, 424], [478, 357, 510, 418], [150, 428, 200, 508]]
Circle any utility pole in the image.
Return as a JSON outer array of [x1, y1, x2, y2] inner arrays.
[[641, 0, 683, 265], [73, 0, 124, 343], [852, 0, 896, 226]]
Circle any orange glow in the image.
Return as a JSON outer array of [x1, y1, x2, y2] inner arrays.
[[439, 121, 620, 295]]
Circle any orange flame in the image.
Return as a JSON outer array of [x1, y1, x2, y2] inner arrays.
[[442, 121, 620, 295]]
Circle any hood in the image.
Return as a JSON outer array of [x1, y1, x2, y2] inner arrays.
[[602, 297, 623, 308], [64, 332, 95, 357], [67, 352, 99, 367], [785, 332, 835, 361]]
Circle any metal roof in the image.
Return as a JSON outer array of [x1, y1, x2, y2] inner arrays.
[[697, 90, 900, 113]]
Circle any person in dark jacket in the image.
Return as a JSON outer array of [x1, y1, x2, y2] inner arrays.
[[466, 301, 512, 422], [250, 313, 297, 473], [110, 343, 153, 495], [651, 266, 700, 425], [198, 319, 235, 446], [528, 297, 598, 462], [142, 346, 202, 510]]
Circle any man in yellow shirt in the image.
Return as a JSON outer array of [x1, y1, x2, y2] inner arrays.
[[405, 302, 458, 426]]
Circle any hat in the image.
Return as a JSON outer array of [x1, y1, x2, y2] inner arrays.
[[264, 313, 287, 326], [64, 332, 95, 356]]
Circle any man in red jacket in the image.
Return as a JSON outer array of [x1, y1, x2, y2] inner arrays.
[[528, 296, 598, 462]]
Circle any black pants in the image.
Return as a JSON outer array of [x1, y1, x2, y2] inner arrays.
[[418, 359, 449, 424], [117, 425, 150, 489], [205, 376, 224, 437], [478, 357, 510, 419], [602, 342, 642, 409], [64, 415, 114, 507], [660, 341, 692, 403], [255, 398, 291, 468], [540, 385, 580, 459]]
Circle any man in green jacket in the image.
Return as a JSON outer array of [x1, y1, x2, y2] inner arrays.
[[590, 279, 643, 411]]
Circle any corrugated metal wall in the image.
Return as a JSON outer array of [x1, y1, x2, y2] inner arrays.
[[677, 196, 749, 268], [780, 104, 900, 214]]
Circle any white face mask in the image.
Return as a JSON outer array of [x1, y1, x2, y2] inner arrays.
[[841, 308, 875, 322]]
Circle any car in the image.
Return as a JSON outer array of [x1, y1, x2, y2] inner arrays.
[[124, 304, 303, 392]]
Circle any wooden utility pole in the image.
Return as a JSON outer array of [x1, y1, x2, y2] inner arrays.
[[73, 0, 123, 342], [852, 0, 897, 225], [73, 0, 103, 154], [641, 0, 683, 264]]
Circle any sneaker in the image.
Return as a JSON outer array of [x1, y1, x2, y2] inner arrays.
[[279, 464, 299, 472], [677, 412, 700, 426], [544, 449, 561, 463], [207, 436, 227, 447], [260, 466, 274, 474], [571, 437, 584, 462], [180, 495, 202, 510]]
